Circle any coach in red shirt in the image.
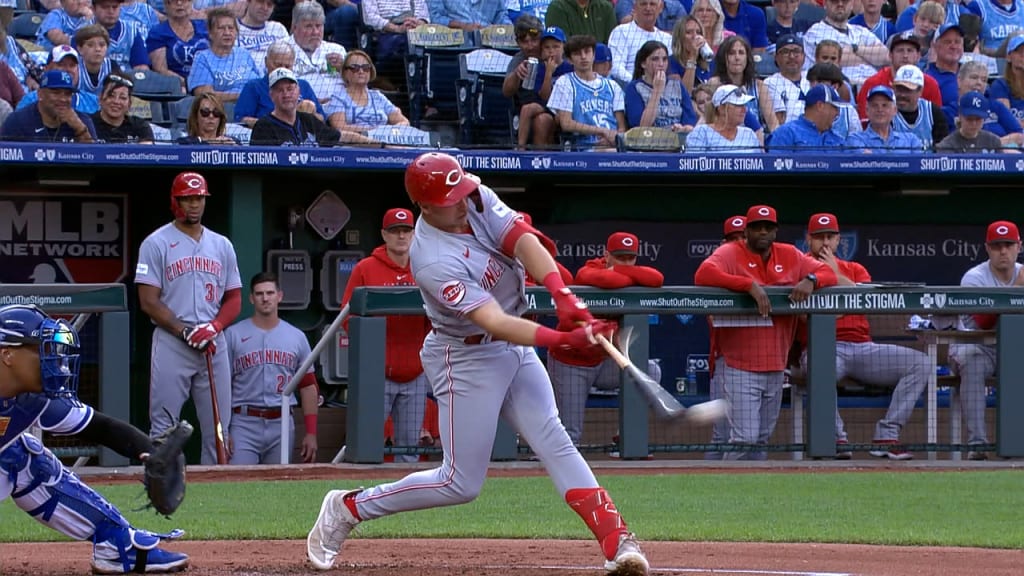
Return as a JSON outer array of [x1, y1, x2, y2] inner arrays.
[[695, 205, 835, 460]]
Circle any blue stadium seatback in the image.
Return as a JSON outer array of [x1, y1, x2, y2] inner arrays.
[[456, 49, 515, 148], [405, 24, 479, 124], [479, 25, 518, 56], [7, 12, 43, 40], [355, 2, 378, 60], [130, 69, 188, 102], [754, 53, 779, 79]]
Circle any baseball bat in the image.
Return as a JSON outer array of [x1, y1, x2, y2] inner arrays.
[[595, 330, 729, 424], [205, 348, 229, 465], [282, 304, 350, 397]]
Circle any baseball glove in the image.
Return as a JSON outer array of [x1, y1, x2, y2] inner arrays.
[[142, 419, 193, 517]]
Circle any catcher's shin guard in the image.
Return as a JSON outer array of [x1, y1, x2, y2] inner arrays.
[[565, 487, 629, 561], [0, 434, 185, 573]]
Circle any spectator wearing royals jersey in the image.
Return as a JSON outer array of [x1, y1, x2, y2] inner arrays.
[[548, 34, 626, 150], [237, 0, 289, 74], [188, 8, 261, 102]]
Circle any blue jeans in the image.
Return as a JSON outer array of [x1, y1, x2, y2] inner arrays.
[[327, 3, 361, 50]]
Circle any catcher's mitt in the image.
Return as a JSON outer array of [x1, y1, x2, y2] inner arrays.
[[143, 419, 193, 517]]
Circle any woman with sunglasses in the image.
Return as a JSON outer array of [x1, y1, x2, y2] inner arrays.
[[325, 50, 408, 136], [92, 73, 154, 143], [177, 92, 237, 144]]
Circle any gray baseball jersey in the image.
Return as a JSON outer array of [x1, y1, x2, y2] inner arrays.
[[225, 318, 313, 408], [353, 184, 600, 522], [134, 222, 242, 465]]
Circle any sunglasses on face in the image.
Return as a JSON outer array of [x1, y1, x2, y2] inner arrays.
[[199, 107, 223, 118], [345, 64, 372, 72]]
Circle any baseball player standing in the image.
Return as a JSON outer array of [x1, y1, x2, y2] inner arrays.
[[695, 205, 836, 460], [0, 305, 189, 574], [135, 171, 242, 465], [547, 231, 664, 447], [801, 213, 930, 460], [308, 152, 649, 576], [340, 208, 431, 463], [225, 272, 320, 464], [949, 220, 1024, 460]]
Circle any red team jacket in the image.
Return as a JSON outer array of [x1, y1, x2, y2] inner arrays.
[[548, 258, 665, 367], [341, 245, 430, 383], [794, 258, 873, 348], [695, 242, 836, 372]]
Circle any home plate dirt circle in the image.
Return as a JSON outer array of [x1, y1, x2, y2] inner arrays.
[[1, 539, 1020, 575]]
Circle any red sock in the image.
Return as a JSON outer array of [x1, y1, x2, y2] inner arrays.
[[565, 487, 628, 560], [343, 491, 362, 521]]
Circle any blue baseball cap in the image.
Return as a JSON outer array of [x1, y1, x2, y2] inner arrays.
[[959, 91, 990, 118], [867, 85, 895, 102], [803, 84, 841, 108], [594, 43, 612, 63], [1009, 35, 1024, 54], [40, 70, 74, 90], [775, 34, 801, 52], [541, 26, 566, 43], [937, 22, 964, 38]]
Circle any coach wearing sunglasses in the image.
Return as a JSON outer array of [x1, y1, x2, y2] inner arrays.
[[325, 50, 408, 137], [177, 92, 237, 144]]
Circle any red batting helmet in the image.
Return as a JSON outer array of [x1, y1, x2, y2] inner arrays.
[[170, 171, 210, 219], [404, 152, 480, 206]]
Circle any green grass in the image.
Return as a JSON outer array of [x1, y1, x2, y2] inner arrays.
[[3, 472, 1022, 548]]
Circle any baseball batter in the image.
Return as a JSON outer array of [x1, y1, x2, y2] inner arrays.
[[0, 305, 189, 574], [340, 208, 431, 463], [135, 171, 242, 465], [801, 213, 930, 460], [548, 231, 664, 447], [225, 272, 320, 464], [308, 152, 650, 576], [949, 220, 1024, 460]]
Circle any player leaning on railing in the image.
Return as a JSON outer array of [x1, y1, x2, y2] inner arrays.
[[0, 304, 192, 574]]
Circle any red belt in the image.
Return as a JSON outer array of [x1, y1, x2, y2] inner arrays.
[[233, 406, 282, 419]]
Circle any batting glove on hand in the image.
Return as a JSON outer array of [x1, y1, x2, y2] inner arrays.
[[552, 288, 594, 327], [560, 319, 617, 350], [181, 322, 219, 352]]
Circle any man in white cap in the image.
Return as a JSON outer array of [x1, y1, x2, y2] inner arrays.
[[16, 45, 100, 114], [891, 64, 948, 150], [846, 85, 924, 152], [250, 67, 345, 147]]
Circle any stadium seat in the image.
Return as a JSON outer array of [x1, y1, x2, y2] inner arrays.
[[615, 127, 684, 152], [754, 53, 779, 78], [367, 124, 439, 147], [794, 2, 825, 24], [455, 48, 515, 147], [355, 2, 377, 60], [131, 69, 186, 102], [7, 12, 42, 40], [479, 24, 518, 55], [405, 24, 478, 125]]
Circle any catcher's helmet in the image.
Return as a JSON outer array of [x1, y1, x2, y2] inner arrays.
[[404, 152, 480, 206], [0, 305, 81, 398], [170, 171, 210, 220]]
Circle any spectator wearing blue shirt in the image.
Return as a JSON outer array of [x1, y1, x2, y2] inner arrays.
[[668, 16, 715, 91], [989, 35, 1024, 122], [147, 0, 210, 82], [686, 83, 762, 151], [547, 34, 626, 149], [357, 0, 428, 67], [767, 83, 844, 151], [615, 0, 688, 32], [1, 29, 36, 91], [845, 85, 923, 152], [187, 8, 260, 101], [37, 0, 93, 51], [503, 20, 570, 148], [950, 59, 1024, 145], [325, 50, 409, 136], [17, 45, 101, 114], [624, 40, 697, 130], [508, 0, 553, 24], [594, 41, 614, 77], [235, 39, 325, 127], [250, 66, 343, 146], [924, 22, 962, 106], [1, 69, 98, 142], [765, 0, 812, 48], [720, 0, 768, 51], [121, 0, 163, 36], [896, 0, 966, 34], [849, 0, 896, 44], [91, 0, 151, 70], [74, 25, 121, 98], [428, 0, 511, 29], [892, 63, 949, 149], [323, 0, 361, 50], [964, 0, 1024, 55]]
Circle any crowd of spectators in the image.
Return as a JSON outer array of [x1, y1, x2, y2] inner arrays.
[[1, 0, 1023, 153]]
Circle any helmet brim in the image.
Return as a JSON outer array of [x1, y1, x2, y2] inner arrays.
[[434, 172, 480, 206]]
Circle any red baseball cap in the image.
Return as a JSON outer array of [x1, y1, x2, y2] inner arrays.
[[382, 208, 414, 230], [808, 213, 839, 235], [723, 215, 746, 237], [746, 204, 777, 224], [607, 232, 639, 255], [986, 220, 1020, 243]]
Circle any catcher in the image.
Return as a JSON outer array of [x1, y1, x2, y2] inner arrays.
[[0, 304, 192, 574]]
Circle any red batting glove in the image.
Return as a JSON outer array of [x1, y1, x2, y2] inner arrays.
[[184, 322, 219, 351], [535, 320, 617, 350], [542, 271, 594, 326]]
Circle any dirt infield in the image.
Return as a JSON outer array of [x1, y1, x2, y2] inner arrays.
[[2, 463, 1022, 576]]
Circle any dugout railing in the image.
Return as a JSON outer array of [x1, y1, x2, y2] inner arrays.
[[1, 283, 130, 466], [337, 285, 1024, 463]]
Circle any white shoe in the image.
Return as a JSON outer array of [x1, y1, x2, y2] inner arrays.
[[603, 532, 649, 575], [307, 489, 361, 570]]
